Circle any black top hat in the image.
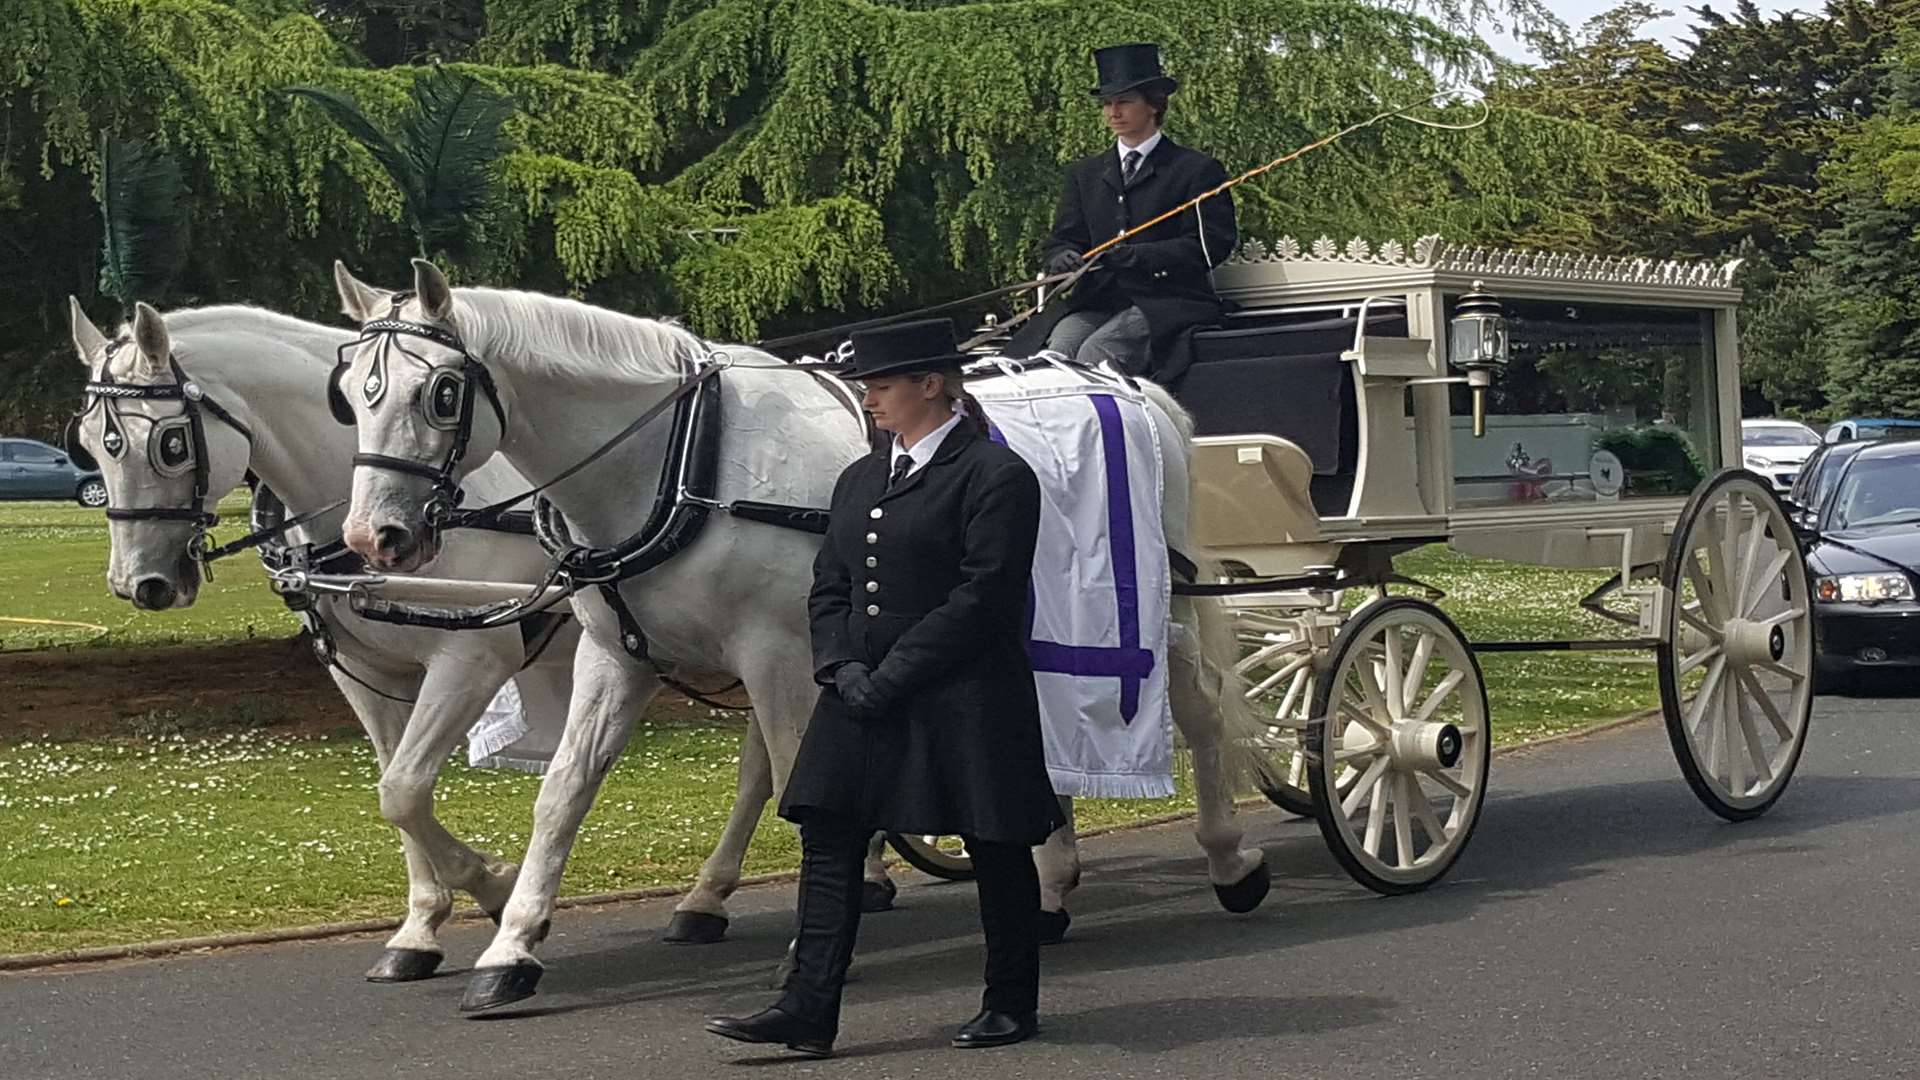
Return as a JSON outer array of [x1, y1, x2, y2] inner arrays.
[[838, 318, 971, 381], [1089, 43, 1179, 99]]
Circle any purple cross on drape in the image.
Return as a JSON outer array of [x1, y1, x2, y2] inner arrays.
[[989, 394, 1155, 722]]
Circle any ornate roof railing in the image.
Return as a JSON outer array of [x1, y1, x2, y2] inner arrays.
[[1227, 234, 1743, 290]]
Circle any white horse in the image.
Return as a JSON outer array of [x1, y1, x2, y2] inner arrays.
[[331, 259, 1275, 1014], [64, 299, 898, 980]]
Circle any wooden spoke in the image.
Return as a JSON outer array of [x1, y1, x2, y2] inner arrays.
[[1731, 683, 1773, 787], [1422, 767, 1473, 800], [1734, 508, 1769, 604], [1406, 774, 1451, 844], [1382, 626, 1408, 720], [1403, 630, 1435, 712], [1412, 669, 1466, 725], [1679, 643, 1721, 677], [1392, 775, 1416, 869], [1739, 548, 1793, 621], [1363, 775, 1388, 855], [1737, 667, 1799, 742], [1341, 756, 1391, 818], [1677, 600, 1724, 642], [1685, 656, 1728, 736], [1685, 552, 1724, 626]]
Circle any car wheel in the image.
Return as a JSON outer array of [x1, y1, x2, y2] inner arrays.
[[76, 479, 108, 508]]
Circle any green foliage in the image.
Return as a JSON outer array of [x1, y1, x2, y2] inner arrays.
[[1595, 425, 1705, 496], [287, 69, 516, 263], [2, 0, 1699, 439]]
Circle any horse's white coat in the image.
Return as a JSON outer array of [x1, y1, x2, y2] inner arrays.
[[335, 261, 1274, 984], [66, 302, 604, 964]]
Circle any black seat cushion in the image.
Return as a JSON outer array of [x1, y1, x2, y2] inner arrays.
[[1184, 311, 1406, 518]]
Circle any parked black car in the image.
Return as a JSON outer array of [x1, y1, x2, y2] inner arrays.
[[1786, 440, 1869, 530], [1797, 440, 1920, 690], [0, 437, 106, 507]]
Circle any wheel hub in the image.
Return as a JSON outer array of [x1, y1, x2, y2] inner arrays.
[[1390, 721, 1463, 771], [1724, 617, 1787, 668]]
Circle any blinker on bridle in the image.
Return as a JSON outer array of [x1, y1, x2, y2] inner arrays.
[[66, 340, 255, 575], [329, 294, 507, 529]]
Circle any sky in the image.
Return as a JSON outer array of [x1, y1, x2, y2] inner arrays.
[[1478, 0, 1810, 62]]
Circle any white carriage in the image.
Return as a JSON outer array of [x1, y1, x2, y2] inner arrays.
[[895, 235, 1810, 892], [1140, 234, 1810, 893]]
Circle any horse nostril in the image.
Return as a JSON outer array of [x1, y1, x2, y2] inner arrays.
[[133, 578, 177, 610], [375, 524, 415, 557]]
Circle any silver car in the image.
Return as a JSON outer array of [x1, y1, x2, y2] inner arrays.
[[1742, 419, 1821, 492], [0, 437, 107, 507]]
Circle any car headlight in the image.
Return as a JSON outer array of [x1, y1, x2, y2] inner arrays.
[[1745, 453, 1775, 469], [1816, 573, 1916, 603]]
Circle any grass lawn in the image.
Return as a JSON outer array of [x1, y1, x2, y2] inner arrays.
[[0, 493, 297, 652], [0, 505, 1663, 956]]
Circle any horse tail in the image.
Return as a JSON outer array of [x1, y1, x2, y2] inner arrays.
[[1136, 378, 1196, 445], [1177, 545, 1281, 795]]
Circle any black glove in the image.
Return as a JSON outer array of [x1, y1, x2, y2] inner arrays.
[[1044, 248, 1085, 276], [834, 662, 885, 717]]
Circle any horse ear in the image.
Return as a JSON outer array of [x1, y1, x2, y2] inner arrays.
[[130, 301, 171, 376], [334, 260, 389, 324], [412, 258, 454, 322], [69, 297, 108, 364]]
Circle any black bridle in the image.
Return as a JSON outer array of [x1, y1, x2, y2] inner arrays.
[[67, 342, 255, 573], [329, 296, 508, 530]]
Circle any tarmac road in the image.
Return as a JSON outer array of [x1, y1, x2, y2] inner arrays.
[[4, 697, 1917, 1080]]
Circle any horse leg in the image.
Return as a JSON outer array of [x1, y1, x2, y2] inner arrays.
[[334, 672, 454, 982], [464, 630, 658, 1013], [1171, 603, 1272, 914], [663, 717, 773, 944], [374, 644, 528, 928], [1033, 795, 1079, 944]]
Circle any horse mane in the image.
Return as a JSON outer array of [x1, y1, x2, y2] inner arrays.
[[105, 304, 348, 380], [453, 288, 705, 386]]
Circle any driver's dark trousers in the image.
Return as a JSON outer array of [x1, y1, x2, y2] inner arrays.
[[774, 813, 1041, 1037]]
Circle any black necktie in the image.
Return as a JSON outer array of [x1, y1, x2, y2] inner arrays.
[[1122, 149, 1142, 185], [888, 454, 913, 489]]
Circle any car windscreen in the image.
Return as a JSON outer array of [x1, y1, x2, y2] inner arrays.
[[1744, 427, 1819, 447], [1829, 457, 1920, 529]]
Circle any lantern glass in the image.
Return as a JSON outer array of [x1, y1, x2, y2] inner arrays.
[[1449, 313, 1508, 371]]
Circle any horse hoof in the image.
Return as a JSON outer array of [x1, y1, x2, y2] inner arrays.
[[1036, 908, 1071, 945], [1214, 859, 1272, 914], [460, 962, 543, 1014], [859, 878, 897, 913], [662, 910, 729, 945], [365, 948, 443, 983]]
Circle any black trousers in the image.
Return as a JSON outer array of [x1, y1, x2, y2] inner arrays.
[[775, 814, 1040, 1035]]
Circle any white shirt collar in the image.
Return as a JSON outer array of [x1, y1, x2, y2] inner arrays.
[[1117, 130, 1163, 164], [890, 409, 965, 478]]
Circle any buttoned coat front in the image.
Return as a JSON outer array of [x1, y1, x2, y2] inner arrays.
[[1039, 135, 1238, 386], [777, 424, 1065, 846]]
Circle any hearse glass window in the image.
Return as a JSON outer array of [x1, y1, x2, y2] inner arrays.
[[1445, 298, 1719, 509]]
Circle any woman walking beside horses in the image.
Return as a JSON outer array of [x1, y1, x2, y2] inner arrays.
[[706, 319, 1063, 1056]]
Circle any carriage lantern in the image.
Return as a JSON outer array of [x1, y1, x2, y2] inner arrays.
[[1448, 281, 1509, 437]]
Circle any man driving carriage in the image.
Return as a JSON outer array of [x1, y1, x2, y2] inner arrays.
[[1036, 43, 1238, 390]]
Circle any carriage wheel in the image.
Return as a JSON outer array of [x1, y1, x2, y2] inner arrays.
[[1658, 469, 1814, 820], [886, 833, 975, 881], [1234, 624, 1318, 816], [1307, 598, 1491, 894]]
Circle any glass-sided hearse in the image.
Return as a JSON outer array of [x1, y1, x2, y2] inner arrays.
[[1168, 235, 1809, 894]]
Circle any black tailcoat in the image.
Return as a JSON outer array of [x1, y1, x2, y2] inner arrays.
[[779, 425, 1064, 845], [1040, 135, 1238, 387]]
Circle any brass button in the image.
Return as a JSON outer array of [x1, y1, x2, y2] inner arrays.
[[869, 507, 884, 520], [866, 604, 880, 616], [865, 581, 879, 594], [865, 532, 878, 544], [865, 556, 877, 568]]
